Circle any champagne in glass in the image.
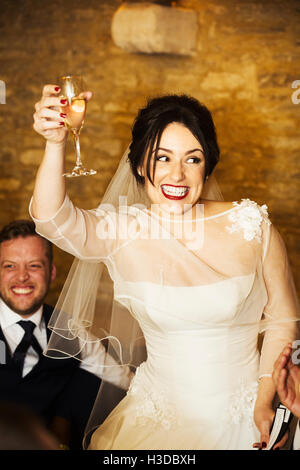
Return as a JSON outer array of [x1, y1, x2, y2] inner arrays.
[[59, 75, 96, 177]]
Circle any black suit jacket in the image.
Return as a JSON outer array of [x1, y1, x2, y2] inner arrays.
[[0, 304, 101, 448]]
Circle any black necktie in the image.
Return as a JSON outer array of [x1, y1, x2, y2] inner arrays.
[[12, 320, 43, 374]]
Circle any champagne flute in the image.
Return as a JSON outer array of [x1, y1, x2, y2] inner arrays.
[[58, 75, 96, 177]]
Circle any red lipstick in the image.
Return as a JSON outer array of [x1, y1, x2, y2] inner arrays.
[[161, 185, 189, 200]]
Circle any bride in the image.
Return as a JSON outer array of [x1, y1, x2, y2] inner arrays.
[[31, 87, 299, 450]]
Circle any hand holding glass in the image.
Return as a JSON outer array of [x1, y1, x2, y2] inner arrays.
[[58, 75, 96, 177]]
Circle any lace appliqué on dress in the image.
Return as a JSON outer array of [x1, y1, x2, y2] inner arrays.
[[226, 199, 270, 242], [226, 379, 258, 426], [127, 363, 177, 430]]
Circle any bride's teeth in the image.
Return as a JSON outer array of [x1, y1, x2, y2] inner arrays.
[[162, 185, 188, 196]]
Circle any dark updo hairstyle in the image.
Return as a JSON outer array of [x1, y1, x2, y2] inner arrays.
[[128, 94, 220, 185]]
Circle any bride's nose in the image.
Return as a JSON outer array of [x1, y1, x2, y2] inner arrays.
[[169, 162, 185, 182]]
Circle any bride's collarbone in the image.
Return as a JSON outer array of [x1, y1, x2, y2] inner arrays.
[[201, 199, 235, 218]]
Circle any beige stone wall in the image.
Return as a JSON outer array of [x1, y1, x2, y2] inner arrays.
[[0, 0, 299, 304]]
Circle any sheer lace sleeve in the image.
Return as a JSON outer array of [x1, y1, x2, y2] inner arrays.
[[259, 222, 299, 377], [29, 195, 119, 261]]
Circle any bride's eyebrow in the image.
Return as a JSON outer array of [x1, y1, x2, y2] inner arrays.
[[185, 148, 204, 155], [152, 147, 172, 154], [153, 147, 204, 155]]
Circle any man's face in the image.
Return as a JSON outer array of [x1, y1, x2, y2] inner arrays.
[[0, 236, 56, 317]]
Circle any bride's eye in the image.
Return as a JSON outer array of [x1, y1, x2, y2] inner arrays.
[[186, 157, 201, 164], [155, 155, 169, 162]]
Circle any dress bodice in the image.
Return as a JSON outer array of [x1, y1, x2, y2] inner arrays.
[[115, 272, 263, 329], [118, 274, 263, 430]]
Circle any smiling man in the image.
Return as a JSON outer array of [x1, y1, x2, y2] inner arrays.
[[0, 220, 102, 449], [0, 220, 58, 381], [0, 224, 56, 318]]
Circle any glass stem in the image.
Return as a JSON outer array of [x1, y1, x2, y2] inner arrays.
[[73, 131, 82, 167]]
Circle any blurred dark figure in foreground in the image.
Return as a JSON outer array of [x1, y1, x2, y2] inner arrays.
[[0, 401, 59, 450]]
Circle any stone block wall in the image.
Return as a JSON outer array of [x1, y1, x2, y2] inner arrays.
[[0, 0, 299, 304]]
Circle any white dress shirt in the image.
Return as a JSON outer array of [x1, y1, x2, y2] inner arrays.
[[0, 299, 133, 388], [0, 300, 45, 377]]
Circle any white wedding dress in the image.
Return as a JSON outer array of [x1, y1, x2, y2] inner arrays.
[[30, 197, 298, 450]]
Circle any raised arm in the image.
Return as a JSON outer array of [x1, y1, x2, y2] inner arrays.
[[32, 84, 92, 220], [31, 84, 120, 260]]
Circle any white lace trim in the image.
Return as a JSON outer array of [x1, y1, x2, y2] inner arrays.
[[226, 199, 270, 242], [226, 379, 258, 425], [127, 363, 177, 430]]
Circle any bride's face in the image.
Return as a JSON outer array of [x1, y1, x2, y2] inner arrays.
[[140, 122, 205, 215]]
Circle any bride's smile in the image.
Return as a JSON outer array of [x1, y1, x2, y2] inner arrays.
[[160, 184, 189, 200]]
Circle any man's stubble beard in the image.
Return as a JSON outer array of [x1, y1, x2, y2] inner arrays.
[[0, 279, 51, 316]]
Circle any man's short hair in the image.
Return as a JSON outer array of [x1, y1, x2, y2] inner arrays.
[[0, 220, 53, 265]]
